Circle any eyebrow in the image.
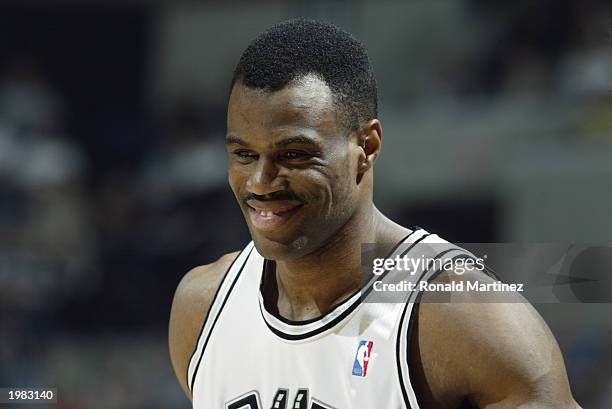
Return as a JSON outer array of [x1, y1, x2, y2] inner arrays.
[[225, 135, 248, 146], [274, 135, 318, 148], [225, 134, 319, 148]]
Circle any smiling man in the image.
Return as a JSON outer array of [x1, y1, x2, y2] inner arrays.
[[168, 19, 581, 409]]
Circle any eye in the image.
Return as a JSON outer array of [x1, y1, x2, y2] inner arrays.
[[279, 150, 310, 160], [232, 150, 258, 162]]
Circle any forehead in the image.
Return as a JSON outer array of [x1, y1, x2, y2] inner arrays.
[[227, 75, 339, 137]]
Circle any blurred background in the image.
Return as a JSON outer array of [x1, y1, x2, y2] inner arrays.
[[0, 0, 611, 408]]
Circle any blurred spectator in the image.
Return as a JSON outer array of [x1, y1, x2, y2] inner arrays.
[[0, 58, 65, 133], [141, 96, 227, 203], [556, 4, 612, 143]]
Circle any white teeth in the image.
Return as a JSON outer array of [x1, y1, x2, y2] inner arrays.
[[259, 211, 273, 217]]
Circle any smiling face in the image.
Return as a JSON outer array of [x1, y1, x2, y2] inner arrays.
[[226, 75, 366, 260]]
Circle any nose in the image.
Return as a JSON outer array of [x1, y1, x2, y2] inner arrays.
[[246, 156, 286, 196]]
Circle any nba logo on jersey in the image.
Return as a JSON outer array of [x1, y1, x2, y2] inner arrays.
[[352, 340, 374, 377]]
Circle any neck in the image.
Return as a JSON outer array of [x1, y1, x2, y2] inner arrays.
[[267, 202, 409, 321]]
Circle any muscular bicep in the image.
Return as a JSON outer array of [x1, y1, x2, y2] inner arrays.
[[168, 252, 239, 400], [416, 271, 581, 409], [467, 302, 577, 408]]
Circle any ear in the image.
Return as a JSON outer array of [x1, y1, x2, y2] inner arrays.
[[357, 119, 382, 174]]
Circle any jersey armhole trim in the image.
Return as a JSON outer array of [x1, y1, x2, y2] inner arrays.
[[395, 248, 471, 409], [257, 229, 431, 341], [186, 242, 255, 392]]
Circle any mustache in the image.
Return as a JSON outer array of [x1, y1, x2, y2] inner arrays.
[[242, 191, 305, 203]]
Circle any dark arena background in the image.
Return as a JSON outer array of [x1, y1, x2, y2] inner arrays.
[[0, 1, 611, 408]]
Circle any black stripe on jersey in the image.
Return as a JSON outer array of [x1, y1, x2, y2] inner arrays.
[[483, 264, 501, 281], [395, 251, 471, 409], [360, 233, 433, 301], [261, 228, 424, 327], [260, 231, 432, 341], [189, 245, 254, 392], [187, 250, 246, 387]]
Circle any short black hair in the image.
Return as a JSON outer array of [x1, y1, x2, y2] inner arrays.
[[231, 18, 378, 132]]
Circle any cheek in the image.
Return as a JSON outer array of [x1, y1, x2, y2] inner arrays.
[[227, 166, 246, 197], [328, 148, 357, 194], [302, 161, 356, 215], [330, 168, 358, 210]]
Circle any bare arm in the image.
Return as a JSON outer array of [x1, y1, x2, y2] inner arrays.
[[168, 251, 239, 400], [415, 270, 582, 409]]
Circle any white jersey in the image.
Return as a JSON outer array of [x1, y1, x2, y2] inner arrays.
[[187, 228, 475, 409]]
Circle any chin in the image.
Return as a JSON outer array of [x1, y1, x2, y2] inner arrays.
[[250, 232, 312, 260]]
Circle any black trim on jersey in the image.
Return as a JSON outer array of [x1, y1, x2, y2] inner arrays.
[[259, 231, 432, 341], [395, 249, 463, 408], [483, 264, 501, 281], [189, 245, 254, 392], [360, 232, 433, 301], [260, 229, 421, 326], [397, 250, 494, 408], [404, 256, 502, 384]]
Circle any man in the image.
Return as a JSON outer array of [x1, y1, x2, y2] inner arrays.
[[169, 19, 581, 408]]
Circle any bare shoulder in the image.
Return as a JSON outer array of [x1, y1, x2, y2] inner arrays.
[[168, 251, 240, 400], [413, 269, 580, 408]]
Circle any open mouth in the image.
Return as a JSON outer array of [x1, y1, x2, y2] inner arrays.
[[246, 203, 304, 231]]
